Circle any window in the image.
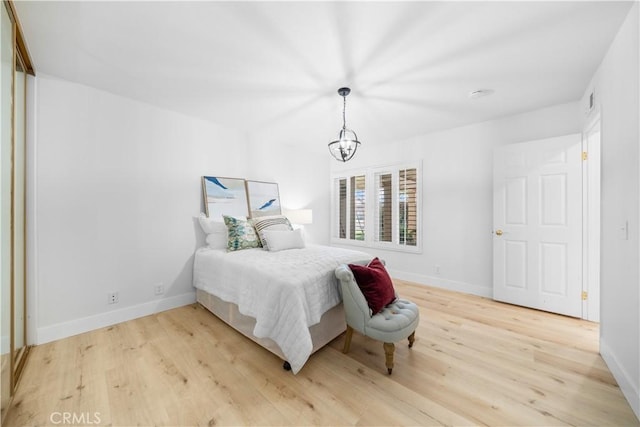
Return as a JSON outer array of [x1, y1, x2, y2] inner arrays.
[[332, 163, 421, 252]]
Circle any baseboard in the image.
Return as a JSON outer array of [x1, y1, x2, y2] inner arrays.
[[36, 292, 197, 345], [600, 338, 640, 420], [387, 268, 492, 298]]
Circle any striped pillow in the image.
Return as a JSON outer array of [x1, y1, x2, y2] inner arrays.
[[249, 215, 293, 249]]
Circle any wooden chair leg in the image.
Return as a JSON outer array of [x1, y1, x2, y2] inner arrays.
[[343, 326, 354, 354], [383, 342, 395, 374], [408, 331, 416, 348]]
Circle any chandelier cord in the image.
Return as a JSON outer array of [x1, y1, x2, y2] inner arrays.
[[342, 95, 347, 130]]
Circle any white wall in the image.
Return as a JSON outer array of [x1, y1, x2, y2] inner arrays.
[[329, 102, 581, 297], [581, 3, 639, 418], [245, 137, 331, 245], [31, 74, 249, 344]]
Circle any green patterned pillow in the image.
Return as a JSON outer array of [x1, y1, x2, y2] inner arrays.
[[223, 215, 261, 251]]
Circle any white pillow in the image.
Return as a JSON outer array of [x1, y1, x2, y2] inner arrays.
[[198, 213, 228, 249], [249, 215, 293, 249], [262, 229, 305, 252]]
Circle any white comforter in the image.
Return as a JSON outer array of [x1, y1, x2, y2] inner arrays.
[[192, 244, 370, 373]]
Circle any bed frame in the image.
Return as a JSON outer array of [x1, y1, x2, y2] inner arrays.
[[196, 289, 346, 370]]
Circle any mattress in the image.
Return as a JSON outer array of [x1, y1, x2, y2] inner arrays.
[[193, 244, 370, 373]]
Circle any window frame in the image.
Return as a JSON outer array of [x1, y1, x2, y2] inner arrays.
[[330, 161, 422, 253]]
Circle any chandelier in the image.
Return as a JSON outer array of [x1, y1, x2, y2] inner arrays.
[[328, 87, 361, 162]]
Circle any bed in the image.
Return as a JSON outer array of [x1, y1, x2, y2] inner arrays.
[[193, 244, 371, 374]]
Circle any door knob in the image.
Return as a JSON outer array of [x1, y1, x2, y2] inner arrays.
[[495, 229, 503, 236]]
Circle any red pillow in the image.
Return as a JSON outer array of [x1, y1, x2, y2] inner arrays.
[[348, 257, 396, 314]]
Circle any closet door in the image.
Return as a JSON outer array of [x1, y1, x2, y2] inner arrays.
[[12, 46, 27, 389], [1, 2, 15, 418], [1, 3, 31, 419]]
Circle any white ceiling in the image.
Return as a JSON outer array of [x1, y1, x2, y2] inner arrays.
[[15, 1, 633, 148]]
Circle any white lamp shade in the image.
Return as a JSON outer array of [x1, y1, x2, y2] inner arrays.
[[284, 209, 313, 225]]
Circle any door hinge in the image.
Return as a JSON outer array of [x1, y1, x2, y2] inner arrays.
[[582, 151, 588, 161], [582, 291, 588, 301]]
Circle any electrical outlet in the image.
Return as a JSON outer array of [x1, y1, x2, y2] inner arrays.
[[435, 265, 441, 275], [154, 283, 165, 296], [108, 292, 119, 304]]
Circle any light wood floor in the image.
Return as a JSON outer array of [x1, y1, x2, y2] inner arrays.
[[5, 281, 639, 426]]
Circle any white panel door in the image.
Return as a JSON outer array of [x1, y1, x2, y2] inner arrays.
[[493, 134, 582, 317]]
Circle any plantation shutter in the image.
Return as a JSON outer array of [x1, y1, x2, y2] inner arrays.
[[350, 175, 366, 240], [376, 173, 393, 242], [399, 168, 418, 246], [338, 178, 347, 239]]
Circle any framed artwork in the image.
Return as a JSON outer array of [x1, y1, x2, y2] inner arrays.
[[246, 180, 281, 218], [201, 176, 249, 218]]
